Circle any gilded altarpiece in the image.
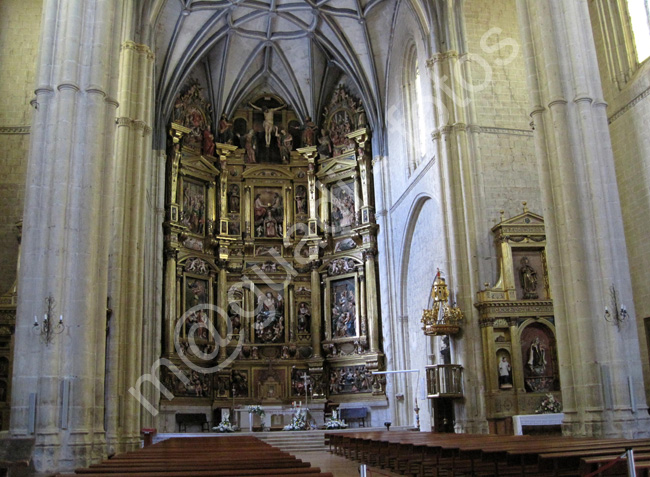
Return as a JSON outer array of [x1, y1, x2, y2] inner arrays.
[[161, 82, 385, 427], [0, 222, 19, 430], [474, 207, 561, 435]]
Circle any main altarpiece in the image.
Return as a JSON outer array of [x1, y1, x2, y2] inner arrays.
[[159, 80, 385, 428]]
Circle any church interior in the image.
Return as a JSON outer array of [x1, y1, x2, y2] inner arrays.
[[1, 0, 650, 474]]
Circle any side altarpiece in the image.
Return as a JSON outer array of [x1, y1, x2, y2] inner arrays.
[[475, 206, 562, 434]]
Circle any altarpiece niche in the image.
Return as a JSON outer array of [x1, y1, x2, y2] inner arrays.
[[160, 80, 385, 429]]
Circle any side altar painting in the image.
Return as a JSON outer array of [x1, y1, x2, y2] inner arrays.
[[160, 79, 384, 431]]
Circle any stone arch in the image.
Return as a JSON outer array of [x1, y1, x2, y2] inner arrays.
[[392, 193, 445, 430]]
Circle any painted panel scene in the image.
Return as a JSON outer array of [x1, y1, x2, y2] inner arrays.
[[254, 187, 284, 238], [330, 180, 355, 236], [254, 285, 285, 343], [184, 277, 209, 340], [331, 277, 356, 338], [182, 180, 206, 235]]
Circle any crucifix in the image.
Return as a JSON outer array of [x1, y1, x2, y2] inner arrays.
[[301, 372, 310, 407]]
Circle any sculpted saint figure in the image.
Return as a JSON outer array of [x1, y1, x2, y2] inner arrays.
[[519, 256, 538, 299], [528, 336, 547, 374]]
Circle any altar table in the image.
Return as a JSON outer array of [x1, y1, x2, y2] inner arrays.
[[512, 413, 564, 435]]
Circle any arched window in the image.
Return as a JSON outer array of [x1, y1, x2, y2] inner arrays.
[[627, 0, 650, 62], [403, 43, 426, 176]]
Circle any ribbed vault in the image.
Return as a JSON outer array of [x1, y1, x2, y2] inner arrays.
[[149, 0, 433, 152]]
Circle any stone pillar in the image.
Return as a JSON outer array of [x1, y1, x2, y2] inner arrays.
[[517, 0, 649, 437], [310, 265, 322, 358], [106, 36, 156, 454], [426, 0, 488, 434], [11, 0, 126, 472]]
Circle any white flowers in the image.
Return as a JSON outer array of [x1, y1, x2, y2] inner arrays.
[[248, 405, 265, 417], [535, 393, 562, 414], [212, 417, 236, 432], [283, 409, 308, 430]]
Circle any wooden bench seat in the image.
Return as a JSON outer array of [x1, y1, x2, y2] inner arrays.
[[328, 431, 650, 477], [65, 467, 334, 477], [57, 436, 332, 477]]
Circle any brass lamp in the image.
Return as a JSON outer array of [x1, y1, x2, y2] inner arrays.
[[421, 270, 464, 336]]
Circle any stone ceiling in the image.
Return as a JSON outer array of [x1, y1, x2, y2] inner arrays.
[[151, 0, 433, 148]]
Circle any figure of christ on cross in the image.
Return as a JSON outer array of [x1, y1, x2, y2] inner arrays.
[[249, 102, 286, 147]]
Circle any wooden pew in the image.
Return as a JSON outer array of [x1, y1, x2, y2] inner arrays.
[[56, 436, 334, 477], [328, 430, 650, 477]]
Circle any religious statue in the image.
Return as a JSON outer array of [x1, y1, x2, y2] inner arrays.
[[317, 129, 332, 158], [202, 129, 215, 156], [277, 127, 293, 163], [240, 129, 257, 163], [519, 256, 538, 299], [498, 356, 513, 389], [439, 335, 451, 364], [527, 336, 547, 375], [295, 185, 307, 215], [297, 301, 311, 333], [227, 184, 240, 213], [302, 116, 317, 146], [218, 114, 234, 144], [249, 102, 286, 147]]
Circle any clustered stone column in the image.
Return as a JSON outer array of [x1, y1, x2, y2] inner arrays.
[[517, 0, 649, 437], [107, 37, 157, 454], [425, 0, 488, 434], [11, 0, 130, 472]]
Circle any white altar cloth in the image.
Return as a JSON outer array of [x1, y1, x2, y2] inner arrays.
[[512, 413, 564, 435], [233, 406, 309, 431]]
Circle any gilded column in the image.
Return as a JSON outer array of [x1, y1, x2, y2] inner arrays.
[[310, 264, 322, 358], [358, 269, 367, 338], [244, 185, 252, 238], [217, 267, 228, 361], [364, 251, 379, 353], [164, 251, 178, 355], [297, 146, 318, 238], [352, 172, 361, 223]]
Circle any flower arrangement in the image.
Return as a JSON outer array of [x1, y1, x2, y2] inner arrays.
[[248, 405, 265, 417], [535, 393, 562, 414], [212, 416, 236, 433], [283, 409, 308, 431], [324, 409, 348, 429]]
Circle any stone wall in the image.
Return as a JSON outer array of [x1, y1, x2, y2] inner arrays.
[[0, 0, 42, 293], [464, 0, 541, 285]]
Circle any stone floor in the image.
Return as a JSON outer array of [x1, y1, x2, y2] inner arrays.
[[292, 450, 403, 477]]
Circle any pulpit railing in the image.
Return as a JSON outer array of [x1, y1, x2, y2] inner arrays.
[[425, 364, 463, 398]]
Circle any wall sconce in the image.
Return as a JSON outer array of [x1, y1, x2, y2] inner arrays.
[[33, 296, 64, 344], [604, 285, 628, 329]]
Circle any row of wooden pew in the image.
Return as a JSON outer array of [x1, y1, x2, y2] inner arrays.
[[56, 435, 334, 477], [327, 430, 650, 476]]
